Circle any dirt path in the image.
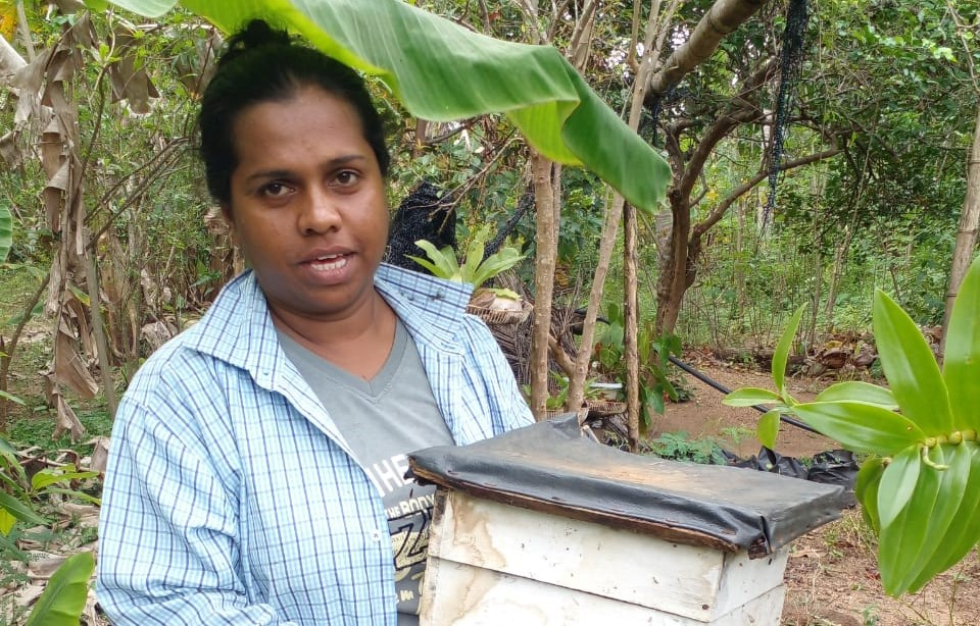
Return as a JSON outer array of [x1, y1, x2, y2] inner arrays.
[[656, 353, 839, 459]]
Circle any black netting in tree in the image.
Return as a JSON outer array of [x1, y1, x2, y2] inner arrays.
[[764, 0, 809, 225], [384, 181, 456, 273], [483, 188, 534, 261]]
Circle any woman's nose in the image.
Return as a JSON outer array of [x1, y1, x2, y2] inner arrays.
[[298, 188, 341, 235]]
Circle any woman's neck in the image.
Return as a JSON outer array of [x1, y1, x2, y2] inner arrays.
[[269, 289, 398, 380]]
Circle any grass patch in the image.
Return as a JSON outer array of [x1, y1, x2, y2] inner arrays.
[[7, 404, 113, 453]]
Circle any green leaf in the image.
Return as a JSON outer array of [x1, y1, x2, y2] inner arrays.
[[924, 442, 980, 575], [112, 0, 669, 212], [0, 509, 15, 536], [0, 390, 27, 406], [84, 0, 110, 11], [44, 488, 102, 506], [0, 492, 47, 529], [878, 446, 941, 596], [461, 225, 490, 283], [0, 437, 14, 456], [855, 457, 884, 535], [873, 289, 952, 435], [31, 469, 100, 494], [24, 552, 96, 626], [792, 401, 924, 456], [814, 382, 898, 410], [722, 387, 782, 407], [0, 203, 11, 264], [409, 240, 460, 280], [104, 0, 175, 16], [773, 305, 806, 396], [469, 248, 524, 288], [902, 442, 971, 593], [944, 257, 980, 430], [756, 409, 781, 449], [877, 445, 920, 528]]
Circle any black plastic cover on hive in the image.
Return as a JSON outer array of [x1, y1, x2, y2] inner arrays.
[[409, 415, 848, 557]]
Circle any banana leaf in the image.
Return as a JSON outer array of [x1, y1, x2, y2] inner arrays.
[[944, 257, 980, 431], [24, 551, 96, 626], [107, 0, 670, 212]]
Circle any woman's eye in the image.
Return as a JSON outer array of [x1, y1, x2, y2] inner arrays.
[[262, 182, 292, 198], [334, 171, 359, 187]]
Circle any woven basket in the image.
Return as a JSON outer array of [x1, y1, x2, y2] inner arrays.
[[466, 300, 533, 326], [585, 399, 627, 418]]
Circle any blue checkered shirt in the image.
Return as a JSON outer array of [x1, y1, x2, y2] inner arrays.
[[96, 265, 533, 625]]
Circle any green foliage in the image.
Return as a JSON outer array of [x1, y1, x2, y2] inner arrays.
[[593, 304, 685, 427], [647, 432, 727, 466], [24, 551, 96, 626], [0, 204, 11, 264], [724, 257, 980, 596], [408, 224, 524, 289], [108, 0, 670, 212]]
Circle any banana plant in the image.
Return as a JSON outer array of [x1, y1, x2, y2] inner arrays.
[[724, 256, 980, 596], [24, 551, 95, 626], [98, 0, 669, 213]]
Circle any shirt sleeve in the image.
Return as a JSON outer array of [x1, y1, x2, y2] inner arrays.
[[96, 378, 298, 626], [463, 315, 535, 433]]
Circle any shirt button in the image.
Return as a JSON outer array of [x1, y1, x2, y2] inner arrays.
[[371, 529, 383, 541]]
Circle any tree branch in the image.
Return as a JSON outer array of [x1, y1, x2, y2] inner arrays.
[[645, 0, 770, 104], [692, 144, 841, 239]]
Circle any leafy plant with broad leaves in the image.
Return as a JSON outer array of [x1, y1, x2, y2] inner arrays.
[[408, 224, 524, 292], [101, 0, 669, 212], [1, 437, 98, 623], [724, 256, 980, 596], [594, 304, 684, 427], [1, 437, 100, 545], [24, 551, 96, 626]]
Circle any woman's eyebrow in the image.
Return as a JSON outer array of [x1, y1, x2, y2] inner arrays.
[[244, 155, 368, 183]]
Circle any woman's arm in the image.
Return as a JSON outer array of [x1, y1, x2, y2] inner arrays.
[[97, 385, 298, 625]]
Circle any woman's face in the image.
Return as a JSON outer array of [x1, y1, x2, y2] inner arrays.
[[225, 85, 389, 323]]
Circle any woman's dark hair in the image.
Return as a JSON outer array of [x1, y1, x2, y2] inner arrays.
[[199, 20, 390, 205]]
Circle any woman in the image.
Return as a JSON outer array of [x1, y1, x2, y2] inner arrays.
[[97, 20, 533, 626]]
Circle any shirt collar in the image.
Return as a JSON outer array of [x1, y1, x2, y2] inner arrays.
[[185, 264, 474, 375]]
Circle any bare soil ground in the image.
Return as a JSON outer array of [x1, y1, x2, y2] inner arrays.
[[659, 353, 980, 626]]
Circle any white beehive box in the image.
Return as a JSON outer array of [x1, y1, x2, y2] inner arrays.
[[410, 417, 846, 625]]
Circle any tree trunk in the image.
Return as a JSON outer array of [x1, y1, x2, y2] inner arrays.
[[529, 153, 559, 419], [824, 221, 855, 326], [565, 0, 666, 415], [941, 104, 980, 352], [624, 203, 641, 452], [654, 191, 691, 335]]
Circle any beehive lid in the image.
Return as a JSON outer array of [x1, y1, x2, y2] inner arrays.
[[409, 415, 848, 557]]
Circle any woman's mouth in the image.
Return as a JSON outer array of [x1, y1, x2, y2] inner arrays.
[[308, 254, 349, 272]]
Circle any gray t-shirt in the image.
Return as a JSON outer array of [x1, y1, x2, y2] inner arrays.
[[277, 320, 454, 625]]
